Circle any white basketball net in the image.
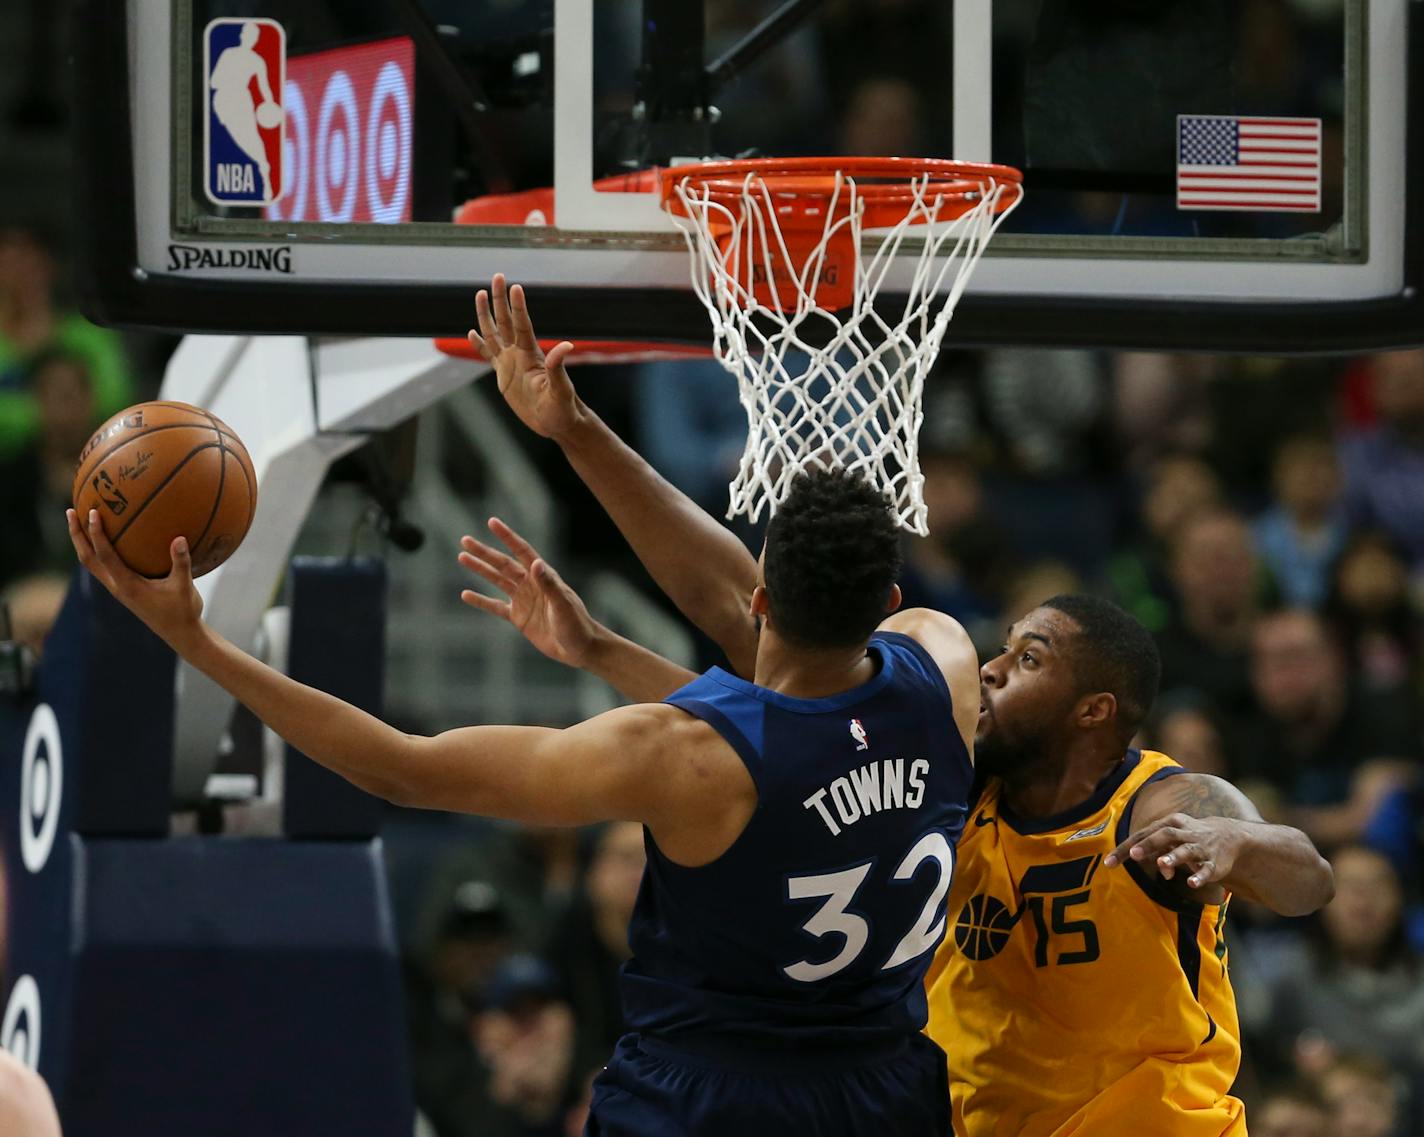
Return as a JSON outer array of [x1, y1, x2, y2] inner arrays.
[[668, 170, 1020, 534]]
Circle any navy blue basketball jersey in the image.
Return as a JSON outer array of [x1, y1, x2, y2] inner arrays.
[[620, 631, 974, 1045]]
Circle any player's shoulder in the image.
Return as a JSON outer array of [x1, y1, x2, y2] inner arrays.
[[1126, 757, 1261, 826], [599, 700, 712, 742], [877, 606, 973, 645], [876, 609, 976, 678], [876, 608, 980, 746]]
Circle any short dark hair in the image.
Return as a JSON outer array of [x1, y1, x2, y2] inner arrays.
[[763, 469, 902, 650], [1040, 594, 1161, 739]]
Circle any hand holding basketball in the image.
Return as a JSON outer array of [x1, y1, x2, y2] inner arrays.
[[72, 401, 257, 578], [469, 273, 584, 441], [255, 101, 284, 130], [67, 507, 206, 653]]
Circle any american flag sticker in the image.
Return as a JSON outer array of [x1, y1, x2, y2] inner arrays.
[[1176, 115, 1322, 212]]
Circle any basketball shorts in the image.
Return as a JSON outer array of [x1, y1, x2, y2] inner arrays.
[[586, 1030, 950, 1137]]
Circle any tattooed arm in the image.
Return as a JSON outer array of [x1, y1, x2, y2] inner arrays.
[[1105, 773, 1334, 916]]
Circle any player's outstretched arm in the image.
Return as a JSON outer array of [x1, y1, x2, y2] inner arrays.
[[67, 507, 706, 829], [876, 607, 981, 756], [457, 516, 697, 703], [1105, 773, 1334, 917], [468, 273, 760, 674]]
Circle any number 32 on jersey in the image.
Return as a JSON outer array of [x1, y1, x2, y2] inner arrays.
[[783, 831, 955, 982]]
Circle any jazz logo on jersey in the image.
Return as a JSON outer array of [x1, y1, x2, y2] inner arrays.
[[204, 18, 286, 207], [849, 719, 869, 751]]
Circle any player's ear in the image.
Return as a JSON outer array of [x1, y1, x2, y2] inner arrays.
[[749, 583, 770, 620], [1077, 692, 1117, 731], [883, 583, 902, 615]]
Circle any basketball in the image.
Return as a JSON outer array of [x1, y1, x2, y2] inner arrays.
[[72, 400, 258, 578], [255, 101, 283, 130]]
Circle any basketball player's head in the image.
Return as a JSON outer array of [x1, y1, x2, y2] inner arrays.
[[757, 469, 902, 651], [977, 594, 1160, 778]]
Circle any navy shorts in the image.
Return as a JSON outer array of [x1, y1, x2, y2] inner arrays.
[[586, 1031, 950, 1137]]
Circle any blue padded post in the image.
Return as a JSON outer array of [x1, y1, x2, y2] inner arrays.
[[282, 557, 388, 840]]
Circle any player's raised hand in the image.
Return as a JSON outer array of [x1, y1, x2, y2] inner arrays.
[[468, 273, 583, 441], [458, 517, 597, 668], [66, 508, 205, 652], [1104, 812, 1236, 902]]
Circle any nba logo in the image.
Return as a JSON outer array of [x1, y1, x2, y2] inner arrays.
[[203, 18, 286, 206]]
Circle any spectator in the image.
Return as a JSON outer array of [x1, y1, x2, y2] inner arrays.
[[898, 451, 1015, 635], [1324, 531, 1421, 699], [1253, 434, 1348, 608], [978, 348, 1108, 477], [419, 824, 584, 954], [633, 359, 746, 521], [1148, 691, 1230, 778], [1110, 354, 1217, 472], [997, 561, 1082, 629], [0, 350, 101, 586], [1339, 349, 1424, 575], [1265, 846, 1424, 1083], [1, 573, 69, 661], [471, 955, 576, 1137], [543, 822, 644, 1084], [1253, 1082, 1330, 1137], [406, 879, 517, 1137], [1320, 1053, 1408, 1137], [1156, 506, 1268, 719], [1108, 453, 1222, 633], [837, 76, 927, 157], [1234, 609, 1417, 846], [0, 226, 133, 459]]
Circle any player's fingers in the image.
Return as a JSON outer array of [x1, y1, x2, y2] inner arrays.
[[467, 329, 495, 361], [1188, 861, 1220, 888], [459, 589, 511, 621], [487, 517, 541, 568], [460, 535, 525, 581], [457, 551, 519, 595], [543, 340, 575, 377], [1104, 818, 1173, 867], [85, 509, 126, 576], [66, 508, 96, 567], [508, 283, 539, 349], [475, 289, 502, 349], [492, 273, 516, 346], [1156, 843, 1213, 883]]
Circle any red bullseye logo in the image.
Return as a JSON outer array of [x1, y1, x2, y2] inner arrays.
[[265, 37, 414, 225], [366, 61, 413, 223], [317, 72, 359, 223]]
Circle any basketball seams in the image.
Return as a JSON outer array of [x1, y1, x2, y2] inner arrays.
[[191, 413, 229, 560], [111, 442, 223, 547], [205, 411, 258, 530]]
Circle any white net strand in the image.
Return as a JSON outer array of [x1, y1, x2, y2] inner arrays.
[[669, 168, 1019, 534]]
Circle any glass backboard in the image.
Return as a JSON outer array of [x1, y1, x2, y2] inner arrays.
[[75, 0, 1424, 350]]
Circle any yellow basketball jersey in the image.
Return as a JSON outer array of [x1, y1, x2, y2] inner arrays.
[[926, 750, 1246, 1137]]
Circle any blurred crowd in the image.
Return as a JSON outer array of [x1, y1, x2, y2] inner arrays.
[[12, 199, 1423, 1135]]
